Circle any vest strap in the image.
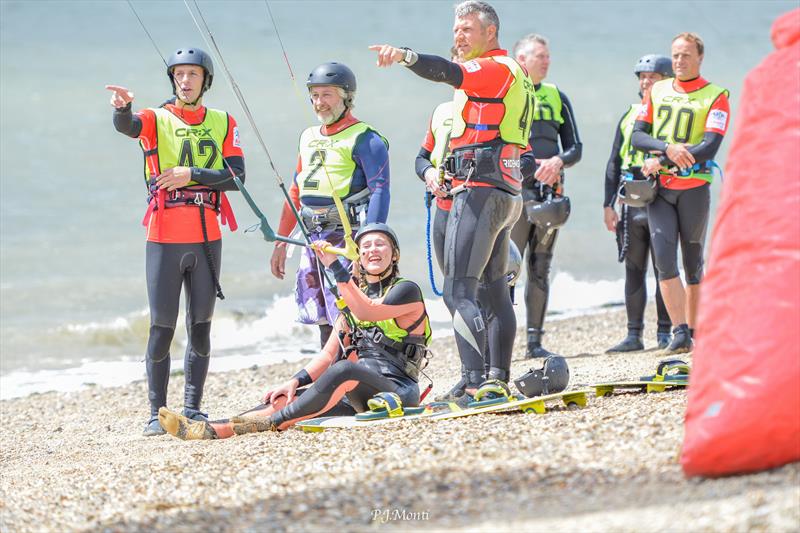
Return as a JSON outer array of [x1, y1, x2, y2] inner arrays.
[[467, 96, 504, 104], [465, 122, 500, 131]]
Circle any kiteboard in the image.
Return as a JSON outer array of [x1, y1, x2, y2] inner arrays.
[[295, 389, 590, 432]]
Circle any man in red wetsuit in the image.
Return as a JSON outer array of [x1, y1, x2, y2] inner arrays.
[[107, 47, 244, 435], [632, 32, 730, 354], [370, 1, 536, 404]]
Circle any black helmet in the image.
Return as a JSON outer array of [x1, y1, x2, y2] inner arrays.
[[617, 166, 658, 208], [506, 240, 522, 287], [167, 47, 214, 93], [354, 223, 399, 251], [524, 189, 571, 229], [306, 62, 357, 92], [634, 54, 673, 78], [513, 356, 570, 398]]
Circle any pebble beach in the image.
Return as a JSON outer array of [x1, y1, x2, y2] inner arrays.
[[1, 306, 798, 532]]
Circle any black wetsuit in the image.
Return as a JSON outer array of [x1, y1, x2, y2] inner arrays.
[[405, 51, 534, 386], [630, 76, 727, 285], [114, 103, 244, 420], [510, 83, 581, 352], [605, 110, 670, 337], [631, 128, 722, 282], [265, 277, 423, 428]]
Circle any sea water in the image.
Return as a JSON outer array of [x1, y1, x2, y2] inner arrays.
[[0, 0, 793, 399]]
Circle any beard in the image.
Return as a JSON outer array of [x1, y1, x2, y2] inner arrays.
[[315, 100, 347, 125]]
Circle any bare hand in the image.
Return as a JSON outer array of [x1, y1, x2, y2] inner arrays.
[[666, 143, 695, 170], [155, 167, 191, 192], [105, 84, 134, 108], [603, 206, 619, 232], [534, 156, 564, 186], [424, 167, 448, 198], [263, 378, 299, 405], [368, 44, 404, 67], [270, 243, 287, 279], [311, 240, 337, 267], [642, 158, 663, 177]]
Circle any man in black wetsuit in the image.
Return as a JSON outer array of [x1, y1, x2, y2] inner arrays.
[[370, 0, 536, 402], [631, 33, 730, 354], [632, 32, 730, 354], [603, 54, 673, 352], [510, 33, 582, 359], [107, 47, 244, 436]]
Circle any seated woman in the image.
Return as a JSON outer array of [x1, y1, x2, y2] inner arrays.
[[158, 223, 431, 439]]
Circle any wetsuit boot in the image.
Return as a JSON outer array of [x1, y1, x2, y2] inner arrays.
[[656, 328, 673, 350], [436, 367, 468, 401], [606, 327, 645, 353], [144, 354, 170, 436], [450, 370, 485, 407], [526, 328, 556, 359], [665, 324, 693, 354], [183, 322, 211, 422]]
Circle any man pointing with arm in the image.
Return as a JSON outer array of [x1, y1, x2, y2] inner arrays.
[[370, 0, 535, 404]]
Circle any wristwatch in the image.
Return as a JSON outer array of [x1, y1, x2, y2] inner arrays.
[[398, 47, 418, 67]]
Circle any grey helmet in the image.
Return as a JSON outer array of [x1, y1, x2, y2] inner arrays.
[[506, 240, 522, 287], [354, 223, 399, 252], [167, 47, 214, 94], [618, 166, 658, 208], [634, 54, 673, 78], [513, 356, 570, 397], [307, 62, 357, 92], [524, 187, 571, 229]]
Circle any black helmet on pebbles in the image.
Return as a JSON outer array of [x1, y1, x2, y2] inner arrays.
[[354, 223, 399, 251], [514, 356, 570, 398], [634, 54, 673, 78], [167, 47, 214, 94]]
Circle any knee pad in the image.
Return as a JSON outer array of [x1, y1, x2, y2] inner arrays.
[[147, 325, 175, 363], [189, 321, 212, 357]]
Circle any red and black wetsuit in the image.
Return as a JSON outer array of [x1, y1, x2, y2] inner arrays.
[[113, 101, 244, 422], [207, 269, 429, 436], [406, 50, 533, 387], [632, 77, 730, 283]]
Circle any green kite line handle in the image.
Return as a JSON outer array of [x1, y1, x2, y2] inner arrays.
[[234, 176, 305, 246]]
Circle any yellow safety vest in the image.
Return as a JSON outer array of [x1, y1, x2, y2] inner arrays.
[[144, 107, 229, 185], [450, 55, 535, 148], [619, 104, 645, 170], [429, 100, 453, 169], [296, 122, 388, 199], [354, 279, 431, 345], [532, 82, 563, 124], [650, 78, 728, 181]]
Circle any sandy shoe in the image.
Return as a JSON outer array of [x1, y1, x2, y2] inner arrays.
[[230, 416, 278, 435], [158, 407, 216, 440]]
